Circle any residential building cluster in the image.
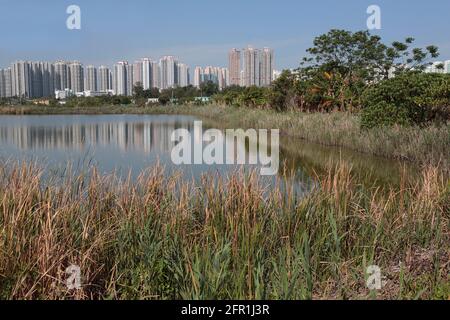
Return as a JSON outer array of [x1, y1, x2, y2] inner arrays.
[[193, 66, 229, 90], [0, 56, 193, 99], [228, 47, 276, 87], [0, 47, 277, 99]]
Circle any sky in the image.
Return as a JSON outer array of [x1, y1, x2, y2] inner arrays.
[[1, 0, 450, 70]]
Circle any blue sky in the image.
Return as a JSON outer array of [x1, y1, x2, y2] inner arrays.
[[1, 0, 449, 69]]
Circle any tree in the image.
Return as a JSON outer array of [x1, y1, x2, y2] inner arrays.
[[301, 29, 440, 82], [133, 82, 145, 99], [297, 30, 441, 111], [200, 81, 219, 97], [269, 70, 297, 111], [158, 94, 170, 105]]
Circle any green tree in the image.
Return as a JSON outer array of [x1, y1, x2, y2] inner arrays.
[[200, 81, 219, 97], [133, 82, 145, 99], [297, 30, 441, 111], [269, 70, 297, 111], [158, 94, 170, 105]]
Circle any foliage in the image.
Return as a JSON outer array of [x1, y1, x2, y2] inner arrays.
[[301, 29, 439, 82], [199, 81, 219, 97], [361, 72, 450, 128], [268, 70, 298, 111], [294, 30, 441, 112], [213, 30, 442, 115], [213, 86, 269, 108], [133, 82, 160, 99]]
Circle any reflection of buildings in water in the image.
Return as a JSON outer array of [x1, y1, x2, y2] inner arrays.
[[0, 120, 194, 154]]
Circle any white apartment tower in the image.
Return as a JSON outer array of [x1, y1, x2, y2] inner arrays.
[[141, 58, 153, 89], [159, 56, 177, 89], [11, 61, 32, 98], [54, 61, 70, 91], [177, 63, 190, 87], [68, 61, 84, 93], [194, 67, 202, 88], [113, 61, 129, 96], [98, 66, 111, 92], [0, 68, 12, 98], [219, 67, 229, 90], [84, 65, 98, 92]]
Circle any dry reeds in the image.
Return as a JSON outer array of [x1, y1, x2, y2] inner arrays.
[[0, 161, 448, 300]]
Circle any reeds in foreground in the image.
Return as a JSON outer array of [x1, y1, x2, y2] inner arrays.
[[0, 162, 448, 300]]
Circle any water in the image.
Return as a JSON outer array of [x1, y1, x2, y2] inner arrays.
[[0, 114, 415, 192]]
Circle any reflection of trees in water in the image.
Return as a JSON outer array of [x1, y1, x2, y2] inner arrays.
[[0, 120, 195, 154], [279, 136, 419, 188]]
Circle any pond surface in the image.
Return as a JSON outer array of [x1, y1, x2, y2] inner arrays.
[[0, 114, 417, 193]]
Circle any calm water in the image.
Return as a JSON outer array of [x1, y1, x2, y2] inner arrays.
[[0, 114, 415, 192]]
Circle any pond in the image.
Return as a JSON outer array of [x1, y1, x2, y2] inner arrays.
[[0, 114, 417, 193]]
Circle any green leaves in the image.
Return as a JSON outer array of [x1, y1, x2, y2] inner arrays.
[[362, 73, 450, 128]]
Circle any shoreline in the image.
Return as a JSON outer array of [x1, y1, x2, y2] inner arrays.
[[1, 104, 449, 171]]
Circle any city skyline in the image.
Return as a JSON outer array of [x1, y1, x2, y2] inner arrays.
[[0, 45, 279, 98], [1, 1, 450, 70]]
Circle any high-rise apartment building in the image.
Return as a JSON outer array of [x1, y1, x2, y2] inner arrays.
[[177, 63, 190, 87], [243, 47, 261, 87], [0, 68, 12, 98], [113, 61, 129, 96], [84, 65, 97, 92], [194, 67, 203, 88], [31, 62, 44, 98], [133, 60, 143, 87], [193, 66, 229, 90], [126, 64, 134, 96], [11, 61, 32, 98], [260, 47, 274, 87], [98, 66, 111, 92], [54, 61, 70, 91], [229, 48, 241, 86], [141, 58, 154, 89], [41, 62, 55, 97], [159, 56, 177, 89], [229, 46, 275, 87], [218, 67, 229, 90], [68, 61, 84, 93], [29, 62, 55, 98], [151, 61, 160, 89]]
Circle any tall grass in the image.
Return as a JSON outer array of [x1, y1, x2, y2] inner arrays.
[[0, 161, 448, 300], [176, 105, 450, 170]]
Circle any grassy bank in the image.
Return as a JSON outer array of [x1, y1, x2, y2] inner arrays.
[[1, 104, 449, 169], [178, 105, 450, 170], [0, 162, 448, 300]]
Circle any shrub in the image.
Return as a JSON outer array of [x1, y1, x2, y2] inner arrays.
[[361, 72, 450, 128]]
